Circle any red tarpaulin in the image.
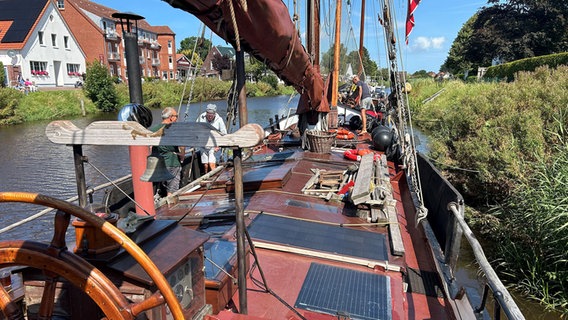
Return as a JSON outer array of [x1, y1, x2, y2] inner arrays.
[[405, 0, 421, 44]]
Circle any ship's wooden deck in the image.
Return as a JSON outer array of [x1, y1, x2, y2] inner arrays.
[[156, 148, 452, 319]]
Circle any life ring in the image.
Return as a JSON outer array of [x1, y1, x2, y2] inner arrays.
[[343, 149, 361, 161], [336, 128, 355, 140], [343, 149, 382, 161]]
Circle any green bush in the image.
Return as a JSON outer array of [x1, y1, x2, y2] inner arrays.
[[84, 60, 119, 112], [0, 88, 24, 125], [0, 62, 6, 88], [260, 75, 279, 90], [484, 52, 568, 81]]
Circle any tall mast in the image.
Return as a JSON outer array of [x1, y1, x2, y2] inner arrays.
[[307, 0, 320, 66], [358, 0, 365, 75], [331, 0, 342, 107]]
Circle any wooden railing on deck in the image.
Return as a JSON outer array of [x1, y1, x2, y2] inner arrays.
[[417, 153, 524, 319]]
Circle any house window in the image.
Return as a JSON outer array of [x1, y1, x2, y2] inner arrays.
[[38, 31, 44, 45], [170, 71, 174, 79], [168, 56, 173, 63], [51, 34, 57, 47], [30, 61, 48, 76], [168, 40, 172, 48], [66, 64, 80, 76], [64, 36, 69, 49], [57, 0, 64, 9]]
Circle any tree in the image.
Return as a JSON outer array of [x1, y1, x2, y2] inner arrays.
[[245, 56, 269, 82], [84, 60, 118, 112], [212, 54, 232, 72], [177, 50, 203, 68], [320, 44, 348, 75], [411, 70, 430, 78], [442, 1, 568, 73], [441, 15, 476, 74], [0, 62, 5, 88], [178, 36, 212, 61]]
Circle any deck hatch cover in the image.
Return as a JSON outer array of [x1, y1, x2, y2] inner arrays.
[[248, 213, 388, 261], [295, 263, 392, 320]]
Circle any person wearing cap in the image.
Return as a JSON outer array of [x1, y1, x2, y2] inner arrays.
[[351, 75, 373, 135], [150, 107, 184, 195], [196, 104, 227, 172]]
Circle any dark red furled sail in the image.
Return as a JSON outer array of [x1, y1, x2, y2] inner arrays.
[[164, 0, 329, 115]]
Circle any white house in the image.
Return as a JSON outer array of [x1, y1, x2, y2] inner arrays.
[[0, 0, 85, 88]]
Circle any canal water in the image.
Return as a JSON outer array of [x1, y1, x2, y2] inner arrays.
[[0, 96, 558, 318]]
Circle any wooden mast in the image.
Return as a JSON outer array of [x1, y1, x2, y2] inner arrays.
[[331, 0, 342, 107], [307, 0, 321, 66], [358, 0, 366, 75]]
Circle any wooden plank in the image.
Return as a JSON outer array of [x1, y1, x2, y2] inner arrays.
[[46, 120, 264, 148], [301, 169, 320, 193], [350, 153, 374, 205], [387, 200, 405, 256]]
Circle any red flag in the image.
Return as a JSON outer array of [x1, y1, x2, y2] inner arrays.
[[405, 0, 421, 44]]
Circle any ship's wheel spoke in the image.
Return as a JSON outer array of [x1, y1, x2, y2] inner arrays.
[[38, 272, 58, 319], [0, 192, 184, 320]]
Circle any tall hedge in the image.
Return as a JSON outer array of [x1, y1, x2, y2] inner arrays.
[[484, 52, 568, 81]]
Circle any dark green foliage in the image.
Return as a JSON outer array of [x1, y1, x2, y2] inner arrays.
[[212, 54, 231, 72], [178, 36, 212, 61], [321, 45, 378, 79], [84, 60, 118, 112], [0, 88, 24, 125], [0, 62, 6, 88], [442, 1, 568, 74], [484, 52, 568, 81], [260, 75, 279, 90]]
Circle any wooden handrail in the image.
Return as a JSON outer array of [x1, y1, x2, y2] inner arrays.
[[46, 121, 265, 148], [448, 203, 525, 320]]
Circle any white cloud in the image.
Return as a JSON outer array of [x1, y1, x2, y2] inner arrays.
[[410, 36, 446, 52]]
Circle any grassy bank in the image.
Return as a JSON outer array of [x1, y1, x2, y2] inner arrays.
[[409, 67, 568, 315], [0, 78, 295, 125]]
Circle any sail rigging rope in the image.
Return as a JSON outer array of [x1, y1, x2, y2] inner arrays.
[[179, 23, 205, 117]]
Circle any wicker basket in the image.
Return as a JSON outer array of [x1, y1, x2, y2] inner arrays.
[[306, 130, 335, 153]]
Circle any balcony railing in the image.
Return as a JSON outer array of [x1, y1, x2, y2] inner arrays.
[[150, 41, 161, 49], [108, 52, 120, 61], [151, 58, 161, 66], [105, 29, 118, 40]]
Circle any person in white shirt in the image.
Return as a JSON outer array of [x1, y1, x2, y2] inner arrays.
[[196, 104, 227, 172]]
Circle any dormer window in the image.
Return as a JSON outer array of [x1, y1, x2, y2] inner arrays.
[[57, 0, 64, 9]]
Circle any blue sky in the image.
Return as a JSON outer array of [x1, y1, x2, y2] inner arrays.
[[94, 0, 487, 73]]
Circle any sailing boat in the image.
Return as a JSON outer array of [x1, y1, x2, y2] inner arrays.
[[0, 0, 525, 319]]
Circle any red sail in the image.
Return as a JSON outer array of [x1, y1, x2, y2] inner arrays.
[[166, 0, 329, 115], [405, 0, 421, 44]]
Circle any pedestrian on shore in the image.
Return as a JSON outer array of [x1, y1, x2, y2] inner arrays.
[[150, 107, 185, 196], [196, 104, 227, 173]]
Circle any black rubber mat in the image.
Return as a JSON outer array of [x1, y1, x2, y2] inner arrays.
[[295, 263, 392, 319], [406, 267, 444, 298], [248, 214, 388, 261]]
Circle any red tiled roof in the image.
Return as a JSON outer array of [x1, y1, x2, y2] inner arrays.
[[68, 0, 161, 33], [0, 21, 14, 47], [149, 26, 175, 35]]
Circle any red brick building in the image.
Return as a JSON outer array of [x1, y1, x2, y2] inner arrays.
[[57, 0, 177, 81]]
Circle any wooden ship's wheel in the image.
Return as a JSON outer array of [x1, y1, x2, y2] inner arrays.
[[0, 192, 184, 320]]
